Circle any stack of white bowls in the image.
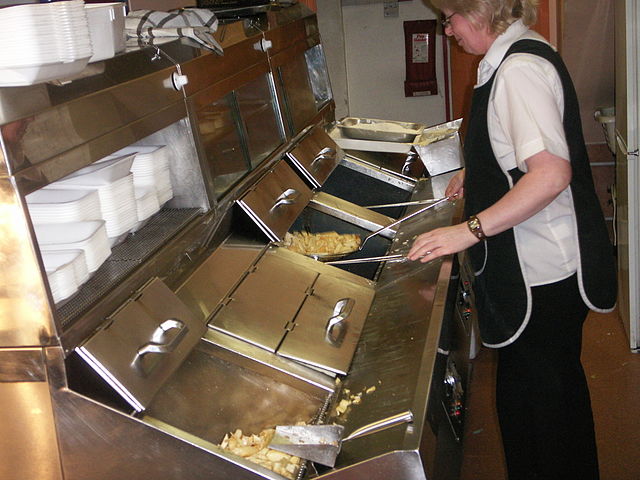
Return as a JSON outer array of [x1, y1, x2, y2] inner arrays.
[[26, 188, 101, 224], [34, 221, 111, 274], [41, 249, 90, 304], [0, 0, 93, 86], [114, 145, 174, 206], [26, 187, 106, 303], [45, 154, 138, 246], [131, 185, 160, 232]]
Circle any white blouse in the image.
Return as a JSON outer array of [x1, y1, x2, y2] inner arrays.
[[476, 20, 579, 287]]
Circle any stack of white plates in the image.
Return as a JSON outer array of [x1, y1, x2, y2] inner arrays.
[[42, 249, 89, 304], [35, 220, 111, 273], [114, 145, 174, 206], [26, 188, 101, 224], [0, 0, 93, 86], [45, 154, 138, 244]]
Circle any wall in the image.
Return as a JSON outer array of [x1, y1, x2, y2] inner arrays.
[[562, 0, 615, 144], [317, 0, 447, 126], [562, 0, 616, 228], [317, 0, 350, 119]]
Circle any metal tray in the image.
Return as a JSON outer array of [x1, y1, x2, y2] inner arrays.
[[337, 117, 424, 143]]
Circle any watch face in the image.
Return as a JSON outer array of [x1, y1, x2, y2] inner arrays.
[[468, 216, 484, 239]]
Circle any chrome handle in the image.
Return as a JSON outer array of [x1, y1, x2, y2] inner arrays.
[[359, 195, 456, 251], [326, 254, 407, 265], [343, 411, 414, 442], [270, 188, 300, 211], [311, 147, 336, 165], [401, 153, 418, 175], [326, 297, 355, 331], [132, 319, 188, 374]]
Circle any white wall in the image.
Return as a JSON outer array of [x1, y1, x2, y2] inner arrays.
[[316, 0, 350, 119], [317, 0, 447, 126]]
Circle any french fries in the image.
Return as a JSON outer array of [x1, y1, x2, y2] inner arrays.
[[284, 231, 361, 256], [219, 428, 301, 479]]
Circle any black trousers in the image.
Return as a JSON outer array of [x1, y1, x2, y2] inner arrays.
[[495, 274, 599, 480]]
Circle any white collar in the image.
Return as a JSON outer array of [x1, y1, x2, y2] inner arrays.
[[476, 20, 545, 86]]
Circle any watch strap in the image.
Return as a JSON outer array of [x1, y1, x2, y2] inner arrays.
[[467, 215, 486, 240]]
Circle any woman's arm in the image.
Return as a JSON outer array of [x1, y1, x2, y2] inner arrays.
[[407, 150, 572, 262]]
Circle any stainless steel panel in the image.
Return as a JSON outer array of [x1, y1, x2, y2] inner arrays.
[[0, 348, 45, 382], [286, 123, 342, 187], [341, 152, 419, 187], [305, 44, 333, 110], [12, 101, 189, 196], [278, 274, 374, 375], [210, 253, 317, 352], [181, 34, 267, 98], [236, 73, 286, 169], [2, 66, 185, 178], [238, 160, 314, 240], [324, 184, 462, 471], [309, 191, 396, 236], [266, 243, 376, 290], [77, 278, 206, 411], [133, 119, 210, 210], [264, 10, 318, 56], [177, 240, 265, 322], [317, 451, 427, 480], [275, 51, 318, 137], [53, 389, 268, 480], [59, 207, 207, 354], [193, 92, 249, 199], [0, 349, 63, 480], [202, 328, 337, 393], [0, 165, 57, 348], [144, 339, 330, 445]]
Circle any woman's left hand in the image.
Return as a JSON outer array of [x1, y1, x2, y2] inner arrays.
[[407, 222, 479, 263]]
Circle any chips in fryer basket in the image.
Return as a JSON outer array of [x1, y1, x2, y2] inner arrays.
[[284, 231, 361, 256]]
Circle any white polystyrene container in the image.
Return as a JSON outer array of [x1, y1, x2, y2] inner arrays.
[[85, 2, 126, 63]]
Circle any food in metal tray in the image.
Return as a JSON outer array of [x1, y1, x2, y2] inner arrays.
[[337, 117, 423, 143], [219, 428, 302, 479], [414, 126, 458, 146], [284, 231, 361, 256]]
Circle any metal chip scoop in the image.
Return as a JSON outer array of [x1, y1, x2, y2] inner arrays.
[[269, 411, 414, 467]]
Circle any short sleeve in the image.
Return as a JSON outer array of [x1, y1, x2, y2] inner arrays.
[[489, 53, 569, 172]]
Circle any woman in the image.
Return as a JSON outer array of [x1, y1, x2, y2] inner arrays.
[[408, 1, 617, 479]]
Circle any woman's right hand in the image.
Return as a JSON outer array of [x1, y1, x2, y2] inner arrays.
[[445, 169, 465, 198]]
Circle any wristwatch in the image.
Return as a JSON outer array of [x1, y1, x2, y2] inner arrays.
[[467, 215, 486, 240]]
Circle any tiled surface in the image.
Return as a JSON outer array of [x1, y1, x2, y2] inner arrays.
[[459, 310, 640, 480]]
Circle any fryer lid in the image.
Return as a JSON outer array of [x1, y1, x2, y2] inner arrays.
[[209, 248, 375, 375], [286, 124, 342, 188], [77, 278, 206, 412], [237, 160, 313, 241]]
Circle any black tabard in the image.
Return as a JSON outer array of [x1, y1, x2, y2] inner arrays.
[[463, 39, 617, 347]]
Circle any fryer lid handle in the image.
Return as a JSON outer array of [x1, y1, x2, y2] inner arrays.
[[131, 319, 188, 375], [326, 297, 355, 330], [311, 147, 336, 165], [270, 188, 300, 211]]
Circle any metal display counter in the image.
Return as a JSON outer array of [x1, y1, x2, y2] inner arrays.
[[0, 5, 474, 480]]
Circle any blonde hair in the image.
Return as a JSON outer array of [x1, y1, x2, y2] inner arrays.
[[429, 0, 538, 34]]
